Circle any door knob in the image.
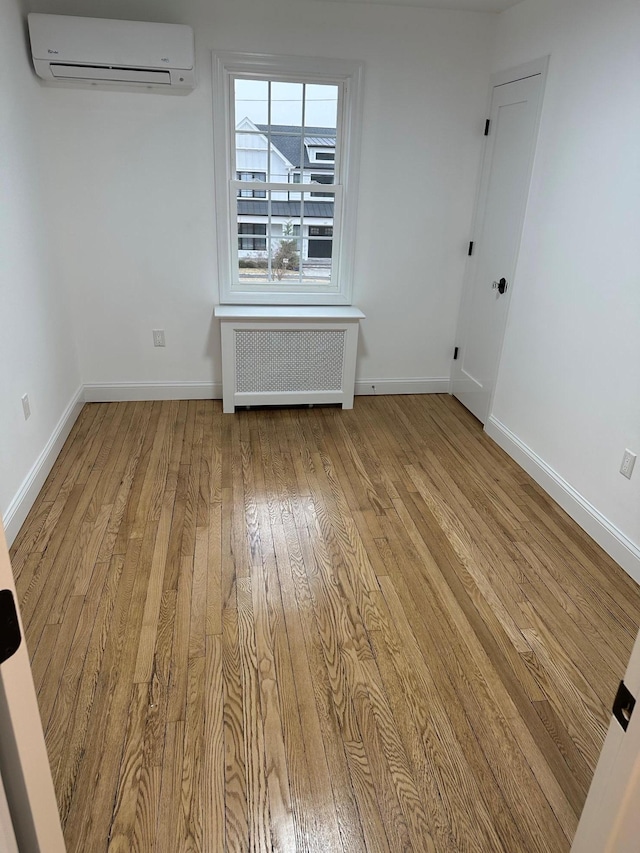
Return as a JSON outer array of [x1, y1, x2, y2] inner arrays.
[[492, 277, 508, 295]]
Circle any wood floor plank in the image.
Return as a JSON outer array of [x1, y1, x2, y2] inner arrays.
[[30, 622, 59, 693], [180, 653, 206, 851], [132, 763, 162, 853], [155, 720, 185, 853], [221, 601, 250, 852], [202, 634, 225, 852], [107, 682, 149, 852], [96, 403, 155, 563], [236, 576, 273, 853], [205, 502, 223, 637], [143, 588, 177, 769], [112, 402, 162, 553], [189, 525, 208, 660], [9, 499, 54, 578], [167, 555, 194, 723], [11, 396, 640, 853], [134, 487, 179, 683], [52, 554, 126, 824]]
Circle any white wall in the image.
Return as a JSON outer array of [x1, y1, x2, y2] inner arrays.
[[31, 0, 494, 390], [490, 0, 640, 561], [0, 0, 81, 538]]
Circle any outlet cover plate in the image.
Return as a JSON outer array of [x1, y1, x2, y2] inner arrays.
[[21, 394, 31, 420], [620, 449, 636, 480]]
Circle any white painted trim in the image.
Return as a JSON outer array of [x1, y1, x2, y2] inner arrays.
[[75, 377, 445, 405], [0, 520, 66, 851], [83, 382, 222, 402], [214, 305, 365, 320], [212, 50, 364, 306], [355, 378, 449, 396], [3, 385, 84, 547], [486, 416, 640, 584]]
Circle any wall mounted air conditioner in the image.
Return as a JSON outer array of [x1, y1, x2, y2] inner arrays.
[[27, 14, 195, 92]]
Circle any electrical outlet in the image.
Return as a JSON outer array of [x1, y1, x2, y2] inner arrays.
[[620, 449, 636, 480], [153, 329, 166, 347], [21, 394, 31, 420]]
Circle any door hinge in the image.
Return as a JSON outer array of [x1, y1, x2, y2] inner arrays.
[[613, 680, 636, 732], [484, 119, 491, 136], [468, 241, 474, 256], [0, 590, 22, 665], [453, 346, 459, 360]]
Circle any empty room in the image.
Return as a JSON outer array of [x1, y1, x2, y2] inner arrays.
[[1, 0, 639, 850]]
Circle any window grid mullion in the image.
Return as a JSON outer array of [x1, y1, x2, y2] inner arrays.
[[299, 82, 307, 284], [263, 81, 270, 280]]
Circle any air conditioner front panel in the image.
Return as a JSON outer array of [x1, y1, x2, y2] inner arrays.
[[28, 14, 194, 72]]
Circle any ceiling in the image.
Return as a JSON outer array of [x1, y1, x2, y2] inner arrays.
[[307, 0, 524, 12]]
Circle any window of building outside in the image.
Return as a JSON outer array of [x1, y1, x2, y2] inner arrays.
[[310, 173, 334, 198], [237, 172, 267, 198], [212, 52, 363, 305], [238, 223, 267, 251]]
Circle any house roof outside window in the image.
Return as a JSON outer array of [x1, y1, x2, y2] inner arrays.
[[255, 124, 336, 171]]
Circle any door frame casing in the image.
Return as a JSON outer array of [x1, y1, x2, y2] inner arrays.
[[450, 56, 550, 423], [571, 634, 640, 852], [0, 521, 65, 852]]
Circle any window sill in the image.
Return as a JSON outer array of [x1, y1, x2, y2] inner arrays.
[[214, 305, 365, 321]]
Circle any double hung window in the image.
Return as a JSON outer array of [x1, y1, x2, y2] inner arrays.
[[212, 52, 363, 305]]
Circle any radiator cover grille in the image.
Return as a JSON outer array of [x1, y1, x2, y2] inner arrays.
[[235, 329, 346, 393]]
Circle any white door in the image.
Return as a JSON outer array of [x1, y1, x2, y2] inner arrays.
[[571, 629, 640, 852], [452, 60, 547, 424], [0, 770, 18, 853], [0, 520, 66, 852]]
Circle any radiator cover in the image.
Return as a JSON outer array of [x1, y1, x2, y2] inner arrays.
[[215, 306, 365, 413]]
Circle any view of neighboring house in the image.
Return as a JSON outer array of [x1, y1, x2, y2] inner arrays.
[[235, 117, 335, 274]]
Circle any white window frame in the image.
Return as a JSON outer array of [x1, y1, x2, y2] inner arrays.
[[212, 51, 364, 306]]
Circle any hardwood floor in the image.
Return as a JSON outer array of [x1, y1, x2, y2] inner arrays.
[[9, 395, 640, 852]]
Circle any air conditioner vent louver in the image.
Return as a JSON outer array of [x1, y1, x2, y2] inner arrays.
[[50, 63, 171, 84], [235, 329, 346, 394]]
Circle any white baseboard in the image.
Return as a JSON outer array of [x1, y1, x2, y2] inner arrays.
[[486, 416, 640, 585], [3, 386, 85, 547], [84, 381, 223, 402], [84, 379, 448, 403], [355, 378, 449, 396]]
